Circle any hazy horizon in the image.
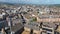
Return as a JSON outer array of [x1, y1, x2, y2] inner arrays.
[[0, 0, 60, 4]]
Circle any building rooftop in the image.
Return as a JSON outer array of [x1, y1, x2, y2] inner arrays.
[[22, 31, 30, 34], [56, 26, 60, 33]]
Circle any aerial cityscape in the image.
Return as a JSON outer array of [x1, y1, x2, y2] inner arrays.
[[0, 4, 60, 34]]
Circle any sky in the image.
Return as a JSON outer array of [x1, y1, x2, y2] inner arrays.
[[0, 0, 60, 4]]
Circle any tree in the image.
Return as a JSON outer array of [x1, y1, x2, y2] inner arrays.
[[32, 17, 37, 21]]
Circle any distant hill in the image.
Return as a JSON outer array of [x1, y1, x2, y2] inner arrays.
[[0, 2, 60, 7]]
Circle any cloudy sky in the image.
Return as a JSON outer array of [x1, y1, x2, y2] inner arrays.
[[0, 0, 60, 4]]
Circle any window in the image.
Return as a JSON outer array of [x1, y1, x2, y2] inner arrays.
[[47, 33, 51, 34]]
